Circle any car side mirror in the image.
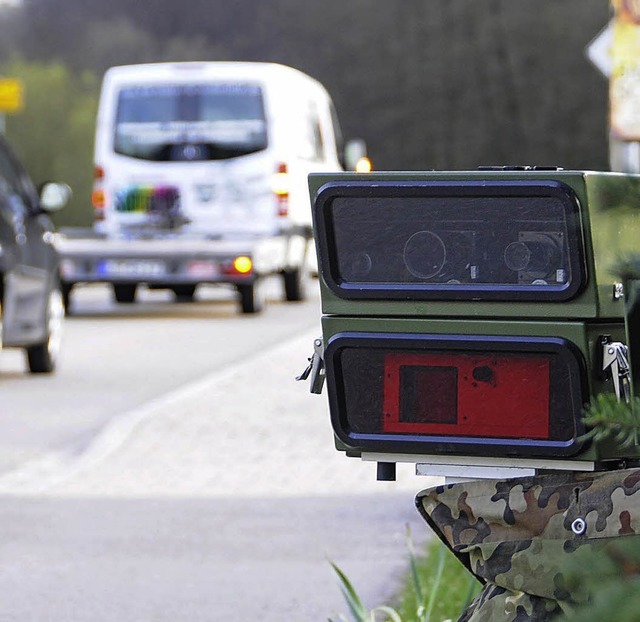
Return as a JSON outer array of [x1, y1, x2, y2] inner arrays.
[[343, 139, 370, 171], [39, 182, 72, 212]]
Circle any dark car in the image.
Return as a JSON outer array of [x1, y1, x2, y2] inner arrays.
[[0, 135, 71, 373]]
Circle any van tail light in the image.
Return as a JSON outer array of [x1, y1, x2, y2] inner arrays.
[[221, 255, 253, 277], [92, 190, 106, 220], [324, 332, 587, 459], [273, 162, 289, 217], [92, 164, 106, 221]]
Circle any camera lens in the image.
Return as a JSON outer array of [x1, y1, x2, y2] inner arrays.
[[504, 238, 558, 273], [404, 231, 446, 279], [342, 252, 373, 280], [504, 241, 532, 271]]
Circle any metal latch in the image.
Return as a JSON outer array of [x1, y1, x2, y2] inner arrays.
[[296, 337, 325, 394], [600, 337, 631, 402]]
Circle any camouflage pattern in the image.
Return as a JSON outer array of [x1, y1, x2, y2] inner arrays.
[[415, 468, 640, 621]]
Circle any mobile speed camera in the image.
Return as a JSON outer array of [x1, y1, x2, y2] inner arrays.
[[308, 169, 640, 479]]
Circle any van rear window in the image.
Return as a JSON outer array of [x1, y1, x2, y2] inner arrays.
[[114, 83, 268, 161]]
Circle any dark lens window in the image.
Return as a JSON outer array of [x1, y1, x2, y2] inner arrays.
[[400, 366, 457, 424], [317, 181, 584, 301]]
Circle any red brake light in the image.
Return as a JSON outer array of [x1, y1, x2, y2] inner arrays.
[[92, 165, 106, 220], [273, 162, 289, 217]]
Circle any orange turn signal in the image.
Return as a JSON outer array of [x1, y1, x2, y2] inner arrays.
[[233, 256, 253, 274]]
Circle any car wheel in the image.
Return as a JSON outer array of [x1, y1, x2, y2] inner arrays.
[[62, 283, 73, 315], [171, 284, 197, 302], [26, 283, 65, 374], [282, 267, 306, 302], [237, 281, 265, 314], [113, 283, 137, 303]]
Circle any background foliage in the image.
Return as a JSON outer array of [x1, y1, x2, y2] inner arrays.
[[1, 58, 98, 226], [0, 0, 612, 225]]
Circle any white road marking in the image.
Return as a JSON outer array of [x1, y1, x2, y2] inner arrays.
[[0, 329, 440, 497]]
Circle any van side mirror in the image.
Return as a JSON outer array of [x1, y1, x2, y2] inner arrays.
[[343, 139, 369, 171], [39, 182, 72, 212]]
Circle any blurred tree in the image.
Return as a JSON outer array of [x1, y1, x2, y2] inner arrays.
[[214, 0, 611, 171], [2, 0, 613, 174], [0, 3, 26, 60], [1, 58, 99, 227], [76, 18, 229, 77], [77, 18, 160, 76]]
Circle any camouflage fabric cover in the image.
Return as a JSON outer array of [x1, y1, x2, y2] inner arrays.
[[415, 468, 640, 621]]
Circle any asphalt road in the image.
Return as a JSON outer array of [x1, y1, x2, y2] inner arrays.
[[0, 280, 439, 621], [0, 279, 323, 474]]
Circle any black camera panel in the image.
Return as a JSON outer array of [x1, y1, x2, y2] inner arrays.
[[315, 180, 586, 301]]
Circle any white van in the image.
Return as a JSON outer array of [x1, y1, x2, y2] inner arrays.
[[58, 62, 363, 313]]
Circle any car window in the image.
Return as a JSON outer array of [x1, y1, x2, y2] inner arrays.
[[114, 83, 269, 161], [329, 101, 344, 159], [299, 102, 325, 162]]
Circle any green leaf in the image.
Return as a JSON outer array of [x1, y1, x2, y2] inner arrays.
[[581, 394, 640, 450], [329, 561, 369, 622], [370, 605, 402, 621], [406, 526, 425, 607], [423, 541, 447, 622]]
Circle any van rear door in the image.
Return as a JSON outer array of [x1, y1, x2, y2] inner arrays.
[[103, 80, 281, 237]]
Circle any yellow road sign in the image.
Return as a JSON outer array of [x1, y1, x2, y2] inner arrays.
[[0, 78, 23, 113]]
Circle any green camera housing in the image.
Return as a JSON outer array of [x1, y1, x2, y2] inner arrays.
[[309, 169, 640, 477]]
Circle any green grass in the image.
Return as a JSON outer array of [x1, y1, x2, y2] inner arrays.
[[329, 530, 481, 622], [393, 536, 480, 622]]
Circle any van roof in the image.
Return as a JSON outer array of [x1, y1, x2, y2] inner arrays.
[[102, 62, 326, 92]]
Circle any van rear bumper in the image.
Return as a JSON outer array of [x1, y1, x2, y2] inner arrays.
[[55, 233, 302, 287]]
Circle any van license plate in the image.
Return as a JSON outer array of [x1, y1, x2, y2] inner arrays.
[[98, 260, 167, 278]]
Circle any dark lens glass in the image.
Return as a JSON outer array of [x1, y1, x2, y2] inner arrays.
[[317, 181, 583, 301], [400, 366, 457, 424]]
